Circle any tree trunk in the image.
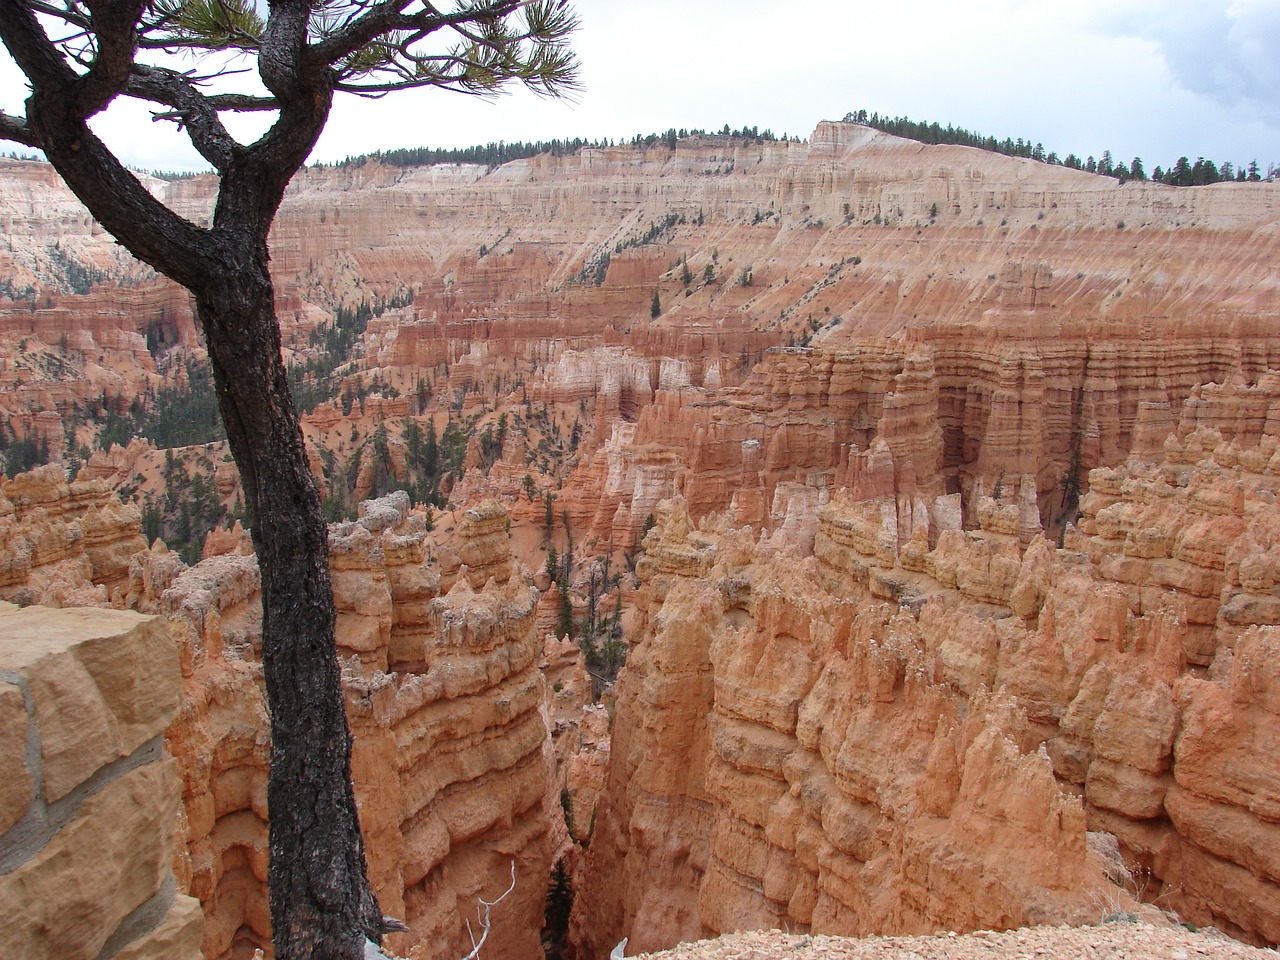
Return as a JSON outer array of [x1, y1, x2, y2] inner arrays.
[[194, 240, 381, 960], [0, 6, 387, 953]]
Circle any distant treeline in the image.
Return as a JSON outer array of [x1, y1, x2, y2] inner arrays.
[[843, 109, 1274, 186], [336, 138, 606, 169], [332, 125, 790, 170], [144, 169, 203, 180]]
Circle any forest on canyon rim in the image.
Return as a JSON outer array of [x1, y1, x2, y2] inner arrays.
[[3, 117, 1280, 960]]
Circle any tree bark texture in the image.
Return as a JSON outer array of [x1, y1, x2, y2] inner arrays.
[[195, 248, 383, 959], [0, 4, 385, 954]]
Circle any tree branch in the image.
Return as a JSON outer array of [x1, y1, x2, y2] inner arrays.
[[0, 3, 212, 288], [203, 92, 278, 112], [126, 64, 244, 170], [306, 1, 520, 70], [0, 2, 81, 89], [460, 860, 517, 960], [0, 112, 40, 148], [71, 0, 148, 119], [234, 0, 334, 227], [28, 1, 90, 30]]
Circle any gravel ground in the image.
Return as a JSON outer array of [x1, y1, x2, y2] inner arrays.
[[631, 924, 1276, 960]]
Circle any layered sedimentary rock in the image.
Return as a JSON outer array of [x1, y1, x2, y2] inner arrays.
[[5, 122, 1279, 491], [148, 494, 552, 960], [0, 603, 203, 960], [574, 407, 1280, 954], [0, 470, 555, 960], [339, 496, 552, 960], [553, 324, 1280, 555], [573, 500, 1115, 955], [0, 464, 147, 606], [132, 544, 270, 959], [4, 119, 1280, 960]]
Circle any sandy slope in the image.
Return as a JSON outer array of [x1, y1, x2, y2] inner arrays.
[[634, 924, 1275, 960]]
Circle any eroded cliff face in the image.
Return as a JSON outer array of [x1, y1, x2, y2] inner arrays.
[[573, 399, 1280, 952], [4, 120, 1280, 960], [0, 470, 556, 960], [547, 318, 1280, 564], [0, 464, 147, 606], [158, 495, 555, 960], [573, 500, 1107, 955], [4, 122, 1279, 523]]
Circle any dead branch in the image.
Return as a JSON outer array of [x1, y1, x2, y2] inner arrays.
[[460, 860, 517, 960]]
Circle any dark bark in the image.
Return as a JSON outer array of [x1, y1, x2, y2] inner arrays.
[[2, 5, 577, 956], [0, 5, 385, 958], [194, 251, 383, 959]]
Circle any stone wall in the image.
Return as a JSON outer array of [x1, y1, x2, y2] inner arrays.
[[0, 602, 202, 960]]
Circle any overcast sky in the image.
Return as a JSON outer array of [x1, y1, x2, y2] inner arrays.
[[2, 0, 1278, 175]]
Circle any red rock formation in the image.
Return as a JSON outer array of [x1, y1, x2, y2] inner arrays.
[[549, 326, 1280, 558], [0, 469, 556, 960], [151, 494, 552, 960], [5, 119, 1280, 960], [573, 501, 1119, 955], [6, 122, 1278, 493], [574, 407, 1280, 954], [0, 464, 146, 606]]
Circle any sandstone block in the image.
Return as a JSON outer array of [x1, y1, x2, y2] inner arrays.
[[1091, 676, 1175, 775], [27, 651, 119, 802], [1045, 736, 1091, 785], [1163, 840, 1280, 945], [70, 614, 179, 755], [1173, 675, 1280, 822], [0, 605, 179, 802], [401, 813, 451, 888], [936, 613, 997, 694], [110, 894, 203, 960], [1152, 559, 1222, 597], [1219, 593, 1280, 627], [818, 794, 881, 862], [0, 760, 180, 960], [335, 611, 387, 654], [1085, 759, 1169, 820], [1165, 785, 1280, 885], [0, 680, 33, 834], [1123, 527, 1169, 560]]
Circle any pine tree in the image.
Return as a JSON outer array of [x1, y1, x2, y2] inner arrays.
[[0, 3, 580, 954]]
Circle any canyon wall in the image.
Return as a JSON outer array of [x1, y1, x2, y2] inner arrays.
[[149, 494, 557, 960], [553, 323, 1280, 559], [3, 121, 1280, 959], [4, 121, 1279, 488], [0, 464, 147, 606], [0, 467, 559, 960], [573, 400, 1280, 951]]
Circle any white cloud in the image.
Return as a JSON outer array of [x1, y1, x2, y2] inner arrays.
[[1109, 0, 1280, 117], [1090, 0, 1280, 145]]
